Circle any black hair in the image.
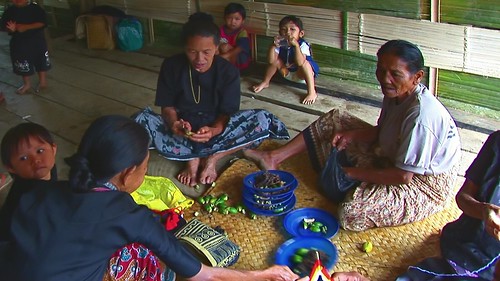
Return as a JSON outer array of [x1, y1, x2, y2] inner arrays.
[[377, 40, 425, 74], [67, 115, 150, 192], [1, 123, 54, 168], [224, 2, 246, 19], [181, 12, 220, 45], [279, 15, 304, 31]]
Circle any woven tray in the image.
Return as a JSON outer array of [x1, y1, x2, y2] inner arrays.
[[184, 141, 462, 280]]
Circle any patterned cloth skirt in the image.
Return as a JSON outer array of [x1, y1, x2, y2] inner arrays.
[[102, 243, 175, 281], [303, 109, 459, 231], [134, 107, 290, 161]]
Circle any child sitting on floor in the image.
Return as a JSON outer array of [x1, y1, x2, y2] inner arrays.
[[0, 123, 57, 241], [252, 15, 320, 105], [218, 2, 252, 71]]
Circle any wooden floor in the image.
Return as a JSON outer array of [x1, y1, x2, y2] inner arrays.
[[0, 33, 497, 198]]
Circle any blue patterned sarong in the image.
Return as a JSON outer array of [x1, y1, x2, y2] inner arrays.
[[133, 107, 290, 161]]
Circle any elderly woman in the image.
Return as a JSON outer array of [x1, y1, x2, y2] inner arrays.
[[244, 40, 462, 231], [134, 13, 289, 187], [0, 115, 300, 281]]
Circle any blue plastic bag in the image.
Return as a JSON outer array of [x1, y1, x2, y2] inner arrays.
[[319, 148, 360, 203], [116, 17, 143, 51]]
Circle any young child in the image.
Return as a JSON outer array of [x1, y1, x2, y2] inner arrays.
[[252, 15, 320, 105], [1, 0, 51, 94], [0, 123, 57, 241], [218, 2, 251, 71]]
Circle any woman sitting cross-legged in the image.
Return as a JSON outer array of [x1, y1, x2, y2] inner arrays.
[[244, 40, 462, 231], [0, 115, 300, 281], [134, 12, 289, 187]]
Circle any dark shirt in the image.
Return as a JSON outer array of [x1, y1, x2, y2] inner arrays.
[[155, 54, 240, 131], [440, 130, 500, 279], [1, 3, 47, 52], [2, 183, 202, 281], [0, 166, 57, 241]]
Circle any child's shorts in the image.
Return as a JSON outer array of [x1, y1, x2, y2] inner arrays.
[[12, 50, 51, 76]]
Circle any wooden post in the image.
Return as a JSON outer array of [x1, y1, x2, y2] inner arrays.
[[429, 0, 440, 96], [148, 18, 155, 45]]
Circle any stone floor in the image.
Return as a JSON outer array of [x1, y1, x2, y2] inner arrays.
[[0, 32, 497, 199]]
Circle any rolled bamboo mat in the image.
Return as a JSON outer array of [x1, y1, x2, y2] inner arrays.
[[184, 141, 462, 280]]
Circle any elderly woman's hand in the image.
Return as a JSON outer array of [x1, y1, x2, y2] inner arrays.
[[484, 204, 500, 240], [332, 131, 354, 151]]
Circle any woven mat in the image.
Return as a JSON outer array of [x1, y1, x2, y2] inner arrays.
[[184, 141, 462, 280]]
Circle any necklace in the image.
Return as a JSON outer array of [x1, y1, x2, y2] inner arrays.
[[189, 66, 201, 104]]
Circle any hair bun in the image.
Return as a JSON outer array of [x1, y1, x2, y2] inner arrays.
[[67, 153, 96, 192]]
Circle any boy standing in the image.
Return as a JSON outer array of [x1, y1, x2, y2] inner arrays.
[[253, 15, 319, 105], [1, 0, 51, 94], [218, 2, 251, 71]]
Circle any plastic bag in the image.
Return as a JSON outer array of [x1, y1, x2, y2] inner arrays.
[[131, 175, 194, 211], [319, 148, 360, 203], [116, 17, 143, 51]]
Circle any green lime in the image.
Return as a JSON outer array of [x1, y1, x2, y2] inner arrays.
[[309, 225, 321, 232], [291, 254, 303, 264], [295, 248, 310, 256], [362, 241, 373, 253]]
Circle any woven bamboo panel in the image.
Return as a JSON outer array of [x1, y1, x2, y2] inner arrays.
[[184, 141, 462, 280], [96, 0, 195, 23], [243, 2, 343, 48]]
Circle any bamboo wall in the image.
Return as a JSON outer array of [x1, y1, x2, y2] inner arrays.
[[37, 0, 500, 111]]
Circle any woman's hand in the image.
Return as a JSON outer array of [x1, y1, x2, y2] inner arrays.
[[331, 271, 370, 281], [171, 119, 192, 136], [189, 126, 214, 143], [259, 265, 300, 281], [484, 204, 500, 240], [332, 131, 354, 151]]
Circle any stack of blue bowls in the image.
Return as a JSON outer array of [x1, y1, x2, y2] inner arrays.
[[242, 170, 298, 216]]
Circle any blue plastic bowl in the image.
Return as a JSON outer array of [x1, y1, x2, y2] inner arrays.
[[243, 194, 296, 217], [275, 237, 338, 277], [242, 188, 294, 207], [244, 170, 298, 194], [283, 208, 340, 239]]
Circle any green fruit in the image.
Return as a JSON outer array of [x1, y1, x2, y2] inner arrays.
[[295, 248, 309, 256], [362, 241, 373, 253], [291, 254, 303, 264], [197, 197, 206, 204], [218, 193, 228, 201], [228, 207, 238, 214], [312, 221, 324, 228], [309, 225, 321, 232]]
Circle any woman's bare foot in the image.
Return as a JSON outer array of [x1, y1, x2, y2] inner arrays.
[[0, 92, 5, 104], [242, 149, 278, 170], [16, 85, 32, 95], [199, 158, 217, 185], [177, 158, 200, 187], [252, 82, 269, 93], [302, 91, 317, 105]]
